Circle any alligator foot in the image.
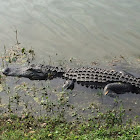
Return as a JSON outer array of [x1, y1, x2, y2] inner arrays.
[[104, 82, 133, 96], [63, 80, 75, 90]]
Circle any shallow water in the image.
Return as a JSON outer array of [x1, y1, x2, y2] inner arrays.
[[0, 0, 140, 63], [0, 0, 140, 121], [1, 76, 140, 121]]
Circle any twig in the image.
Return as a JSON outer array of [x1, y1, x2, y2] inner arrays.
[[14, 30, 21, 45]]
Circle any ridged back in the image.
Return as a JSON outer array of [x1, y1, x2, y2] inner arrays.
[[63, 67, 140, 88]]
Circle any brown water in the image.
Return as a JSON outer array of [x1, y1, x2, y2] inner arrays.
[[0, 0, 140, 121]]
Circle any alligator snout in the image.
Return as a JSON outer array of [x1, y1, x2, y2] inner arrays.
[[2, 68, 10, 75]]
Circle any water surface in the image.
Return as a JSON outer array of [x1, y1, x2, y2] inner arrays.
[[0, 0, 140, 63]]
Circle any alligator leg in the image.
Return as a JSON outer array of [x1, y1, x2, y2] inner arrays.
[[104, 82, 134, 96], [63, 80, 75, 90]]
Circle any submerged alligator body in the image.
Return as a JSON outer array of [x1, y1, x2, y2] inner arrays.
[[2, 64, 140, 95]]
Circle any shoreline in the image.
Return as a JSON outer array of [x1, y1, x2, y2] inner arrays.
[[0, 44, 140, 139]]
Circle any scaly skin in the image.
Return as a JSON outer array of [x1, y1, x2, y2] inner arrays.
[[2, 64, 140, 95]]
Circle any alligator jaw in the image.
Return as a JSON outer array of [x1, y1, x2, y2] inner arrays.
[[2, 65, 64, 80], [2, 67, 20, 76], [2, 67, 47, 80]]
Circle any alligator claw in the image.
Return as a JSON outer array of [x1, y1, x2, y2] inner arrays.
[[63, 80, 75, 90]]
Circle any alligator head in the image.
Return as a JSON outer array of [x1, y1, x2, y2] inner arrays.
[[2, 64, 58, 80]]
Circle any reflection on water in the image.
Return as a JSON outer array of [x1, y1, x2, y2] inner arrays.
[[0, 0, 140, 63]]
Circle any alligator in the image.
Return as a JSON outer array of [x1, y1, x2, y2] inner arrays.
[[2, 64, 140, 96]]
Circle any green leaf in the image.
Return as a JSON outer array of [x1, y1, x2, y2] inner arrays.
[[21, 48, 25, 53]]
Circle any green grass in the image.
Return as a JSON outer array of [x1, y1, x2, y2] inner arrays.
[[0, 111, 140, 140]]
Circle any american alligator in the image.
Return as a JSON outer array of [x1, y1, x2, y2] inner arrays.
[[2, 64, 140, 95]]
